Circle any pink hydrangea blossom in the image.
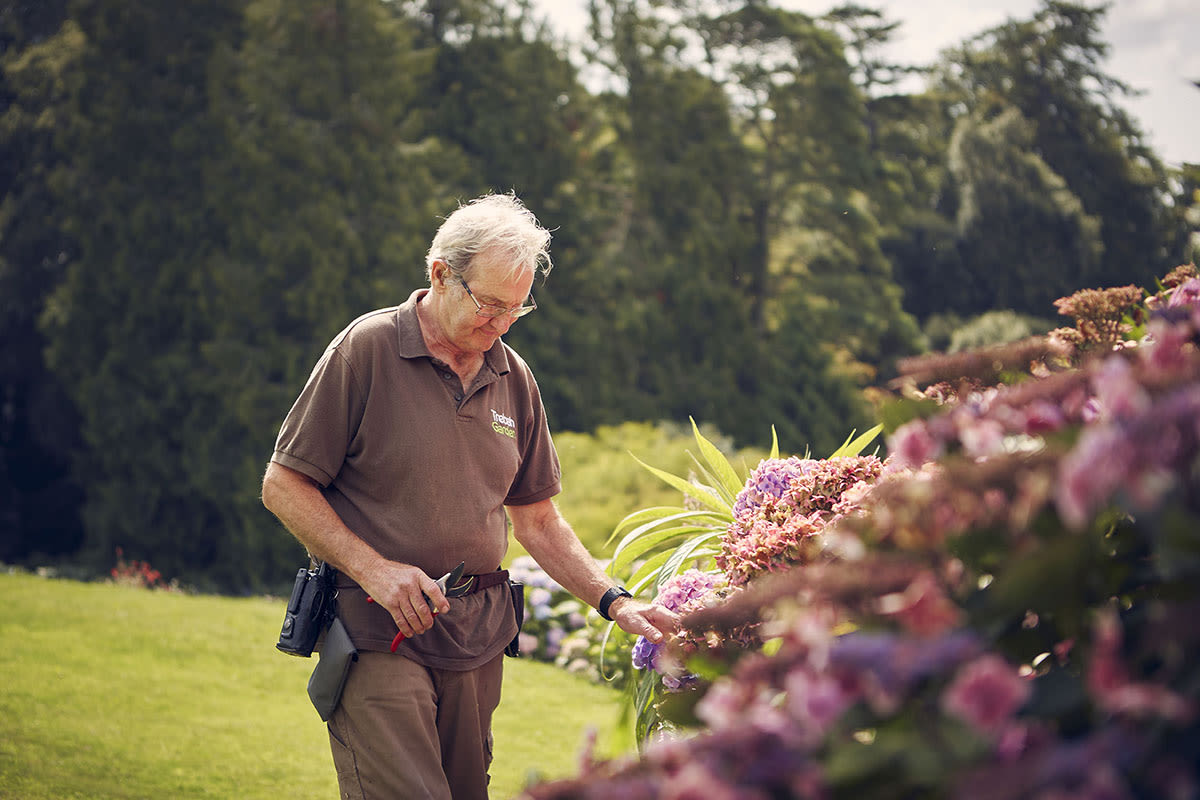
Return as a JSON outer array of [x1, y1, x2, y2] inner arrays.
[[940, 654, 1031, 736], [1021, 399, 1067, 434], [655, 569, 725, 615], [720, 456, 883, 584], [1055, 426, 1128, 529], [958, 417, 1006, 459], [889, 420, 945, 468], [784, 668, 853, 736], [1090, 356, 1150, 422], [876, 571, 963, 637], [661, 762, 756, 800]]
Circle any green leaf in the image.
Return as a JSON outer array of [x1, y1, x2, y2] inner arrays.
[[632, 454, 732, 515], [689, 417, 745, 499], [626, 549, 677, 595], [599, 621, 622, 681], [606, 506, 699, 548], [610, 521, 720, 577], [633, 669, 661, 749], [656, 532, 723, 594], [829, 423, 884, 458], [769, 425, 780, 460]]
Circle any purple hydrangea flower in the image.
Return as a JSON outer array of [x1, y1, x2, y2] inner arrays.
[[632, 636, 661, 671]]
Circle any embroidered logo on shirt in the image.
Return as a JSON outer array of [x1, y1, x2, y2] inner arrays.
[[491, 409, 516, 439]]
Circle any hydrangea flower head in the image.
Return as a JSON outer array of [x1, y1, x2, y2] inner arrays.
[[720, 455, 883, 584]]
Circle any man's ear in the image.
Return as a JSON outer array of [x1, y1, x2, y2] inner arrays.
[[430, 259, 451, 290]]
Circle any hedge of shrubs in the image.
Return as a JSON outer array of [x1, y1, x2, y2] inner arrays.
[[520, 265, 1200, 799]]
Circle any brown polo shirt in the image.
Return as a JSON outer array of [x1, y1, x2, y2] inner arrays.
[[271, 289, 561, 668]]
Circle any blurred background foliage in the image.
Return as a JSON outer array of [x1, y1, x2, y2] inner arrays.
[[1, 0, 1197, 593]]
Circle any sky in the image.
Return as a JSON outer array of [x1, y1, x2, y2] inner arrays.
[[532, 0, 1200, 166]]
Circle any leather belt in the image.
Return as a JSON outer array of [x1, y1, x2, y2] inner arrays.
[[455, 569, 509, 595]]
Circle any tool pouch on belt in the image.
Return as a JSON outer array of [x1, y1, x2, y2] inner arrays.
[[276, 561, 335, 657], [308, 617, 358, 721], [504, 581, 524, 657]]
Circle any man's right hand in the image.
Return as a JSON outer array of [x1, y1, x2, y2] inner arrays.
[[360, 561, 450, 639]]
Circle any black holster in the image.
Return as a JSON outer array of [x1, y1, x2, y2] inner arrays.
[[276, 562, 336, 657]]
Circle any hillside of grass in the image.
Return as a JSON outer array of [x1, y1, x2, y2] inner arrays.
[[0, 570, 632, 799]]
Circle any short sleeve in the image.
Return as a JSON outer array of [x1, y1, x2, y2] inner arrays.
[[504, 368, 562, 506], [271, 347, 364, 487]]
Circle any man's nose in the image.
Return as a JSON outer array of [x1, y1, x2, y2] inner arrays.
[[488, 314, 515, 334]]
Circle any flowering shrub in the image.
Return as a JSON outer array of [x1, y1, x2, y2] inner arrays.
[[507, 555, 591, 663], [522, 265, 1200, 799], [109, 547, 174, 591]]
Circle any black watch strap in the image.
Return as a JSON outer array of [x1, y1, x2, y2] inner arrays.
[[598, 586, 633, 621]]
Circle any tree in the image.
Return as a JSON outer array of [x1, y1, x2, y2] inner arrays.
[[198, 0, 465, 590], [572, 0, 877, 453], [936, 0, 1189, 306], [946, 106, 1104, 315], [40, 0, 247, 585], [0, 5, 84, 563], [674, 0, 920, 376]]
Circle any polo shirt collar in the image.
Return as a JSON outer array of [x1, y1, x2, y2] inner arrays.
[[395, 289, 511, 376]]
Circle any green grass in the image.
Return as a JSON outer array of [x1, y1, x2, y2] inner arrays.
[[0, 571, 632, 799]]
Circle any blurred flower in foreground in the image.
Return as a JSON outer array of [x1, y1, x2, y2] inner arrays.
[[940, 654, 1031, 736]]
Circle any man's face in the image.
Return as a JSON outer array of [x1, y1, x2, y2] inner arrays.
[[436, 248, 535, 355]]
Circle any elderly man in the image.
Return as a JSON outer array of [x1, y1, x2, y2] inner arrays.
[[262, 193, 678, 799]]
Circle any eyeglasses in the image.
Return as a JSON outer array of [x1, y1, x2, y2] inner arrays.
[[459, 277, 537, 319]]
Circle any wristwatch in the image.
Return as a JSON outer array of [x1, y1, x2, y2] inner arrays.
[[598, 586, 633, 621]]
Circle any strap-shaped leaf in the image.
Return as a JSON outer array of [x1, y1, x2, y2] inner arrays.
[[598, 620, 621, 681], [632, 454, 732, 515], [828, 423, 884, 458], [633, 669, 661, 748], [689, 417, 744, 500], [626, 549, 677, 595], [655, 532, 723, 594], [769, 425, 780, 460], [606, 506, 694, 547], [611, 523, 721, 577]]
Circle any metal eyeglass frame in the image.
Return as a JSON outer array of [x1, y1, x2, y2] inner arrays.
[[459, 277, 537, 319]]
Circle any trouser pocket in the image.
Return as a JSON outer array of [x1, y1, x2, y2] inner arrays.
[[327, 716, 366, 800]]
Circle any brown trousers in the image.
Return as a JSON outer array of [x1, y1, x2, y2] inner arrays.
[[327, 651, 504, 800]]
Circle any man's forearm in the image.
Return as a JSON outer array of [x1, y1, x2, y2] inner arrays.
[[510, 498, 678, 641], [509, 501, 618, 611]]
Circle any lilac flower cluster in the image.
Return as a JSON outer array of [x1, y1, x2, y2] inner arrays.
[[719, 456, 883, 585]]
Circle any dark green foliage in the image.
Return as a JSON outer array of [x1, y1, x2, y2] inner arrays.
[[0, 10, 84, 561], [40, 0, 249, 587], [897, 0, 1190, 320]]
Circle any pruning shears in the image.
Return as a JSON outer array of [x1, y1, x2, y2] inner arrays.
[[367, 561, 474, 653]]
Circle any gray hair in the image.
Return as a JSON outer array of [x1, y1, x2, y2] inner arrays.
[[425, 193, 554, 282]]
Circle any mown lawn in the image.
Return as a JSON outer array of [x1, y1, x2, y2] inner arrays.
[[0, 571, 632, 799]]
